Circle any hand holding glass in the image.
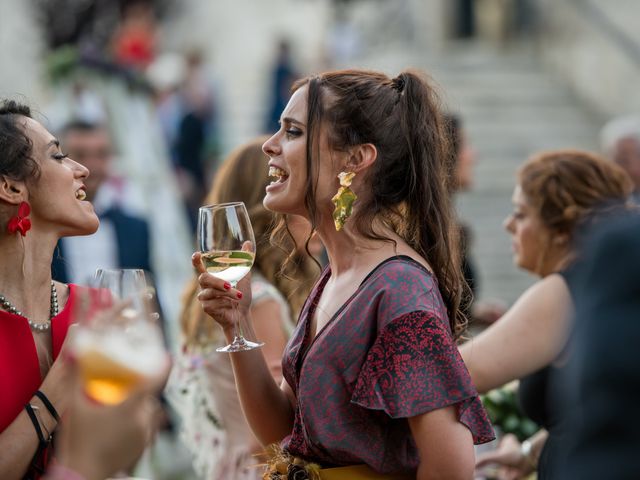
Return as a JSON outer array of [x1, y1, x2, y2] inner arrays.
[[198, 202, 263, 352], [72, 269, 167, 405]]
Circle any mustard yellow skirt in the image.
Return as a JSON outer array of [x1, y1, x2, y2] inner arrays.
[[319, 464, 414, 480]]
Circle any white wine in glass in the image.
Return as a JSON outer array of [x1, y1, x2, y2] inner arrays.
[[73, 269, 166, 405], [198, 202, 263, 352]]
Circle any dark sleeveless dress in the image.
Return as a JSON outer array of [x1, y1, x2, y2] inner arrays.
[[517, 268, 576, 479]]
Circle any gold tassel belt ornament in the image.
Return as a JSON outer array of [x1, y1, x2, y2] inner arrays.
[[260, 445, 414, 480]]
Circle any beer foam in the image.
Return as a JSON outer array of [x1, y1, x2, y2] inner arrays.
[[74, 324, 165, 377]]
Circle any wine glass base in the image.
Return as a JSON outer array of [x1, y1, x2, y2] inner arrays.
[[216, 337, 264, 353]]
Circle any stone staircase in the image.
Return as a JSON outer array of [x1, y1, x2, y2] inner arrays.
[[354, 41, 603, 304]]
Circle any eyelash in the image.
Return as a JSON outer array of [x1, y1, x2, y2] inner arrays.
[[53, 153, 67, 161], [285, 128, 302, 138]]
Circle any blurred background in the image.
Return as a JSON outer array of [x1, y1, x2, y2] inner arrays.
[[1, 0, 639, 476]]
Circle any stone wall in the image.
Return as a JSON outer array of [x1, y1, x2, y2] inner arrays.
[[534, 0, 640, 117]]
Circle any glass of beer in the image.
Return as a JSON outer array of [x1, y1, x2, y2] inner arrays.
[[72, 269, 166, 405]]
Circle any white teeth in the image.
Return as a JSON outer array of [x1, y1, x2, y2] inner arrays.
[[75, 190, 86, 201], [269, 166, 288, 181]]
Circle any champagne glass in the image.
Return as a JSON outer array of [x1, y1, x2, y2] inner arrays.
[[198, 202, 263, 352], [72, 269, 167, 405]]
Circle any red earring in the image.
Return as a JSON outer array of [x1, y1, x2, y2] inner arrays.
[[7, 201, 31, 236]]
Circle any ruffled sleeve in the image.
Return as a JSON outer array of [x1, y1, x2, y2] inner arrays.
[[351, 310, 495, 444]]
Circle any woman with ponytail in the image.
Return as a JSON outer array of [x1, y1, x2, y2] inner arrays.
[[192, 69, 494, 479]]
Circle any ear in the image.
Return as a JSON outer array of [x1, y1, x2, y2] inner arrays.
[[0, 175, 27, 205], [345, 143, 377, 174], [552, 232, 569, 246]]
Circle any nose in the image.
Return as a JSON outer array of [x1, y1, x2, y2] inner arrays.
[[262, 132, 281, 157], [503, 214, 514, 233], [71, 158, 90, 179]]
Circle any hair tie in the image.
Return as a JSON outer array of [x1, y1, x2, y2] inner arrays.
[[391, 75, 405, 93]]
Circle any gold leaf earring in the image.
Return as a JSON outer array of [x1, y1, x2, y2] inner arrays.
[[331, 171, 357, 231]]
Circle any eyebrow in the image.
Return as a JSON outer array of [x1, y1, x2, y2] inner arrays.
[[46, 139, 60, 149], [280, 117, 305, 127]]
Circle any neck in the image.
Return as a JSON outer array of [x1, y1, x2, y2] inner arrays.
[[0, 229, 58, 319], [316, 216, 402, 275]]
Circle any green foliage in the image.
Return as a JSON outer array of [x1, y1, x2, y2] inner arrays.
[[481, 386, 539, 442]]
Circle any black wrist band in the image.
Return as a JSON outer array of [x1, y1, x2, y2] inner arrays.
[[34, 390, 59, 421], [24, 403, 45, 445]]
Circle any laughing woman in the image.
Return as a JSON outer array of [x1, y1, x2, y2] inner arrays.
[[193, 70, 494, 479], [0, 100, 99, 479]]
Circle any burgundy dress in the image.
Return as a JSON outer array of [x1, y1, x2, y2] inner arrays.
[[281, 256, 494, 474]]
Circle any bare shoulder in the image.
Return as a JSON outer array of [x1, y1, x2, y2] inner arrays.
[[516, 273, 572, 309]]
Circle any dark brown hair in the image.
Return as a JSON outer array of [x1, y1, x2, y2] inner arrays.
[[0, 100, 38, 183], [519, 149, 634, 242], [286, 69, 466, 337]]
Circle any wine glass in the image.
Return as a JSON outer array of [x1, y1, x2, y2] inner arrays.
[[72, 269, 167, 405], [198, 202, 263, 352]]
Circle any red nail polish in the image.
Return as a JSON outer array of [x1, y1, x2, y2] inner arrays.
[[237, 292, 243, 299], [224, 282, 231, 290]]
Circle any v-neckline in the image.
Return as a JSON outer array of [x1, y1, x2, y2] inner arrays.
[[297, 255, 429, 372]]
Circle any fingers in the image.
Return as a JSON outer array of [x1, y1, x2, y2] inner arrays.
[[191, 252, 206, 275], [475, 451, 505, 469]]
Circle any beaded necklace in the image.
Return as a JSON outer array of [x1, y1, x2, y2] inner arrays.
[[0, 282, 59, 332]]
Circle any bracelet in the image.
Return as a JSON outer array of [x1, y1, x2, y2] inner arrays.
[[32, 405, 52, 440], [35, 389, 60, 421], [520, 439, 537, 469], [24, 403, 46, 446]]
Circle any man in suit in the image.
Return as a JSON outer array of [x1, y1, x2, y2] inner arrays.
[[51, 120, 152, 284], [555, 212, 640, 479]]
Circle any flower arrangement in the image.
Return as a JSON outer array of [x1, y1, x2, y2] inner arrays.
[[481, 382, 539, 442]]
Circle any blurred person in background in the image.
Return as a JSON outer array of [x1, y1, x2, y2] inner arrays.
[[600, 114, 640, 203], [445, 113, 506, 326], [462, 150, 633, 480], [51, 120, 153, 285], [265, 39, 299, 135], [194, 69, 494, 479], [167, 137, 319, 480], [174, 48, 221, 231], [554, 211, 640, 480], [111, 0, 158, 70], [0, 100, 99, 478]]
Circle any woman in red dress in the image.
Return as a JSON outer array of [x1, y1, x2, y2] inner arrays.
[[0, 100, 99, 478]]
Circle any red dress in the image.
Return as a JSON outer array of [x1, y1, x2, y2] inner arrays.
[[0, 284, 76, 475]]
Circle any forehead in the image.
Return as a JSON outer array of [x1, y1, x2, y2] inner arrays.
[[281, 86, 308, 122], [511, 185, 528, 205], [23, 117, 55, 148]]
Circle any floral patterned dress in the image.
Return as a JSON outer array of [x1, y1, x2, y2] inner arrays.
[[281, 256, 494, 474], [166, 273, 292, 480]]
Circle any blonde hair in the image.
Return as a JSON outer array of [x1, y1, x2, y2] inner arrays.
[[180, 137, 318, 345]]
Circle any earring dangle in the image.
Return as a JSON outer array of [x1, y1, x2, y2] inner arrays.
[[331, 172, 357, 231], [7, 201, 31, 236]]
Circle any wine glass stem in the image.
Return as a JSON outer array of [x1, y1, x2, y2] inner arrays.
[[230, 283, 244, 342]]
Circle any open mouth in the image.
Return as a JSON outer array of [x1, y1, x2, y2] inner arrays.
[[75, 189, 87, 201], [268, 166, 289, 184]]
